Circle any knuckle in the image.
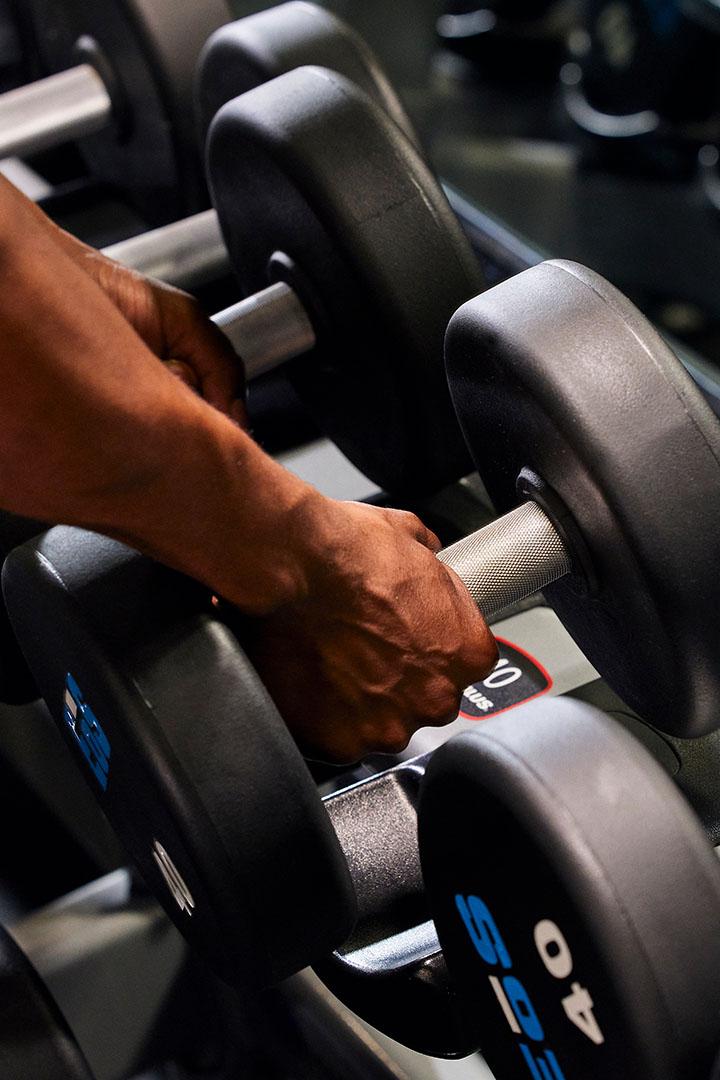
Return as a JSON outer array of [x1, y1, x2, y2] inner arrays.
[[422, 680, 463, 726]]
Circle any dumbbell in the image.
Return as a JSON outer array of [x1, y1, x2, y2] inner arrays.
[[5, 259, 720, 1056], [0, 0, 415, 226], [196, 1, 417, 149], [63, 1, 419, 285], [205, 64, 482, 494], [419, 696, 720, 1079], [58, 62, 477, 502], [0, 0, 234, 224], [4, 701, 719, 1080], [562, 0, 720, 175]]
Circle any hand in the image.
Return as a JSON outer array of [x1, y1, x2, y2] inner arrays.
[[66, 247, 247, 425], [0, 177, 494, 765], [247, 500, 497, 763], [0, 176, 245, 423]]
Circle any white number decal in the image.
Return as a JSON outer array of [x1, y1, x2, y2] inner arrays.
[[483, 658, 523, 689], [534, 920, 573, 980], [562, 982, 605, 1046]]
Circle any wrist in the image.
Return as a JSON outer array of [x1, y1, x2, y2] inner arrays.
[[97, 399, 341, 616]]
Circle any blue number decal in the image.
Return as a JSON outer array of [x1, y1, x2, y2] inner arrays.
[[520, 1044, 567, 1080], [63, 674, 111, 790], [503, 976, 544, 1041], [455, 894, 512, 969]]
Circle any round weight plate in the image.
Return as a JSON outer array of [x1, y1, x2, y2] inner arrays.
[[445, 259, 720, 737], [208, 65, 483, 495], [197, 1, 416, 147], [419, 696, 720, 1079], [3, 528, 356, 988], [25, 0, 231, 224], [0, 924, 93, 1080]]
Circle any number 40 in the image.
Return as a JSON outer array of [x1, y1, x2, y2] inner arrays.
[[535, 920, 604, 1046]]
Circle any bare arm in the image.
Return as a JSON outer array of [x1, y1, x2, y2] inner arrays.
[[0, 179, 497, 760]]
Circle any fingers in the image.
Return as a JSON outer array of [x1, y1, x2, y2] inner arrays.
[[151, 285, 247, 421], [164, 356, 249, 429], [444, 564, 499, 680], [174, 318, 246, 420]]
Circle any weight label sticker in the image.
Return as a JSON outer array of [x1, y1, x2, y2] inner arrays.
[[460, 639, 551, 720], [63, 673, 111, 790]]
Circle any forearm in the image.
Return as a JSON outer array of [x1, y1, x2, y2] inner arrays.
[[0, 189, 328, 613]]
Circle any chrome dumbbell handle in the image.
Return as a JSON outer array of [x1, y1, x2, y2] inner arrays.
[[0, 65, 111, 161], [103, 210, 230, 292], [212, 283, 316, 380], [105, 213, 315, 367], [438, 501, 572, 620]]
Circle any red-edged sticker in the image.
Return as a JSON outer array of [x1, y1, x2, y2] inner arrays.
[[459, 638, 552, 720]]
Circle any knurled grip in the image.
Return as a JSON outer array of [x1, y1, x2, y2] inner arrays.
[[437, 501, 572, 620]]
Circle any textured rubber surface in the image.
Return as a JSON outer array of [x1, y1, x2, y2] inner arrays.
[[446, 259, 720, 736], [24, 0, 231, 223], [0, 924, 92, 1080], [209, 65, 483, 495], [197, 1, 416, 145], [420, 696, 720, 1079], [3, 529, 356, 988]]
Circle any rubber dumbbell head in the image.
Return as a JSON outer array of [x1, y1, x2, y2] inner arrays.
[[208, 65, 484, 496], [196, 1, 417, 149], [419, 696, 720, 1079], [2, 531, 356, 990], [441, 260, 720, 738]]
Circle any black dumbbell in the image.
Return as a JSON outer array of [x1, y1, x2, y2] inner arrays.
[[419, 695, 720, 1079], [562, 0, 720, 175], [206, 65, 482, 495], [0, 1, 418, 228], [439, 258, 720, 739], [5, 261, 720, 1058], [73, 62, 477, 500], [196, 1, 417, 150], [0, 0, 233, 223]]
